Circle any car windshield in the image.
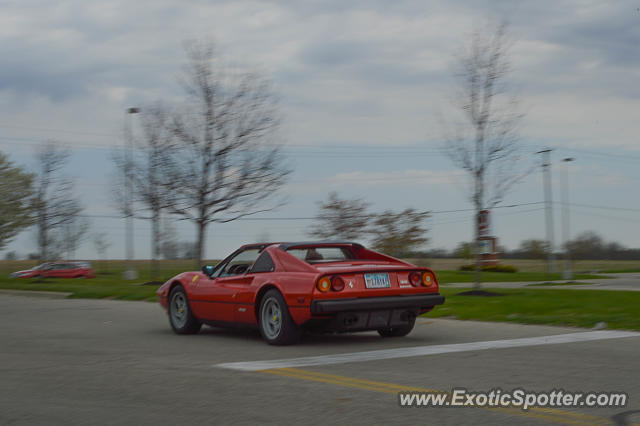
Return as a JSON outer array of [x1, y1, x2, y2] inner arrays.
[[33, 263, 49, 270], [287, 247, 353, 263]]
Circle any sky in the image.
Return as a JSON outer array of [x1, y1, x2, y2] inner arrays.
[[1, 0, 640, 260]]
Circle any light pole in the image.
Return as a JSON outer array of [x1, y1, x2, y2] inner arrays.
[[537, 149, 556, 275], [123, 107, 140, 280], [562, 157, 574, 280]]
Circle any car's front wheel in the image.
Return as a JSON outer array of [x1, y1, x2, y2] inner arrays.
[[377, 317, 416, 337], [169, 285, 202, 334], [258, 289, 300, 345]]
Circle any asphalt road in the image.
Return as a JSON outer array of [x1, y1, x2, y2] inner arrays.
[[1, 294, 639, 425]]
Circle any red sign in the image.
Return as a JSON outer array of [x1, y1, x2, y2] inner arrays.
[[478, 210, 491, 237]]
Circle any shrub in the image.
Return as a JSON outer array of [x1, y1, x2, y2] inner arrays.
[[459, 264, 518, 273]]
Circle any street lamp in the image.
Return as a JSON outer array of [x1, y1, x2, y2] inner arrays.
[[123, 107, 140, 280], [561, 157, 574, 280]]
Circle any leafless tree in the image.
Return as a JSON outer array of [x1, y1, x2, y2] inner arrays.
[[158, 218, 179, 260], [93, 232, 111, 273], [32, 142, 83, 260], [0, 151, 34, 250], [166, 40, 291, 267], [93, 232, 111, 259], [112, 104, 175, 279], [369, 208, 429, 257], [53, 216, 89, 259], [308, 192, 371, 241], [440, 21, 527, 288]]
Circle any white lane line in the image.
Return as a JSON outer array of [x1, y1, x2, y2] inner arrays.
[[216, 330, 640, 371]]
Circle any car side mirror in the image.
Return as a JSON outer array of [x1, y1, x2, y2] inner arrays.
[[202, 265, 214, 277]]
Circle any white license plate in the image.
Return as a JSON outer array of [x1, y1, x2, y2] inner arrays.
[[364, 273, 390, 289]]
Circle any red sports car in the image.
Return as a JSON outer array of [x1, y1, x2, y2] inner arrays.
[[9, 262, 95, 279], [157, 242, 445, 345]]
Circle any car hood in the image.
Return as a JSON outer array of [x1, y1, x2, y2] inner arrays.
[[13, 269, 36, 274]]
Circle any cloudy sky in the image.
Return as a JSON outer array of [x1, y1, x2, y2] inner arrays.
[[2, 0, 640, 259]]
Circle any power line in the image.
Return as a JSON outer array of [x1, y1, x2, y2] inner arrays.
[[75, 201, 545, 222], [560, 147, 640, 162]]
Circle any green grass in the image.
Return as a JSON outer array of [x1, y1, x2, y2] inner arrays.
[[435, 270, 602, 284], [599, 268, 640, 273], [1, 259, 638, 331], [526, 281, 593, 287], [0, 260, 209, 302], [429, 287, 640, 331], [406, 258, 640, 273]]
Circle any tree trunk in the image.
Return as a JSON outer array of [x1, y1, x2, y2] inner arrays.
[[473, 208, 482, 290], [195, 221, 207, 269], [473, 165, 484, 290], [151, 210, 160, 281], [39, 213, 47, 261]]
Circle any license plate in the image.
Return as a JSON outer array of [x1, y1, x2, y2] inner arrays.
[[364, 273, 390, 289]]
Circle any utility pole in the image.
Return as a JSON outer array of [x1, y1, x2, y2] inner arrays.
[[123, 107, 140, 280], [562, 157, 574, 280], [537, 149, 555, 275]]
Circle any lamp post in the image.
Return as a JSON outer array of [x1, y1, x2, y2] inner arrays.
[[537, 149, 556, 275], [562, 157, 574, 280], [123, 107, 140, 280]]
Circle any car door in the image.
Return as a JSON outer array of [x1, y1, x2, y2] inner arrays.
[[190, 248, 263, 322], [45, 264, 63, 278]]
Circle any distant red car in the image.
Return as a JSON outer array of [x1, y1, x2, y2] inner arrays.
[[9, 262, 95, 279], [157, 242, 445, 345]]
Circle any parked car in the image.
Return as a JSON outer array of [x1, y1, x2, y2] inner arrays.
[[9, 262, 95, 279], [157, 241, 445, 345]]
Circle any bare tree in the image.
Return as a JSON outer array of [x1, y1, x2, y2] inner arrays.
[[369, 208, 429, 257], [93, 232, 111, 273], [158, 218, 179, 260], [53, 216, 89, 259], [32, 142, 83, 260], [440, 21, 527, 288], [0, 152, 34, 251], [167, 41, 290, 267], [93, 232, 111, 259], [112, 104, 175, 279], [309, 192, 371, 240]]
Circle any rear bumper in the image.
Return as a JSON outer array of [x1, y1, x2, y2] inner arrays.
[[310, 293, 445, 314]]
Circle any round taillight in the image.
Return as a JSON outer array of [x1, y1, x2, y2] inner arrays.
[[317, 277, 331, 292], [409, 271, 422, 287], [331, 276, 345, 292], [422, 271, 435, 286]]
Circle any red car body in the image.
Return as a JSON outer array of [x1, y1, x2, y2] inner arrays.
[[10, 262, 95, 279], [157, 242, 444, 345]]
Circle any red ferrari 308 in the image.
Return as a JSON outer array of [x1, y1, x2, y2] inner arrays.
[[157, 241, 445, 345]]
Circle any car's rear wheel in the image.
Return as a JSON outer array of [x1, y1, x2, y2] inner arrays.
[[377, 317, 416, 337], [258, 289, 300, 345], [169, 285, 202, 334]]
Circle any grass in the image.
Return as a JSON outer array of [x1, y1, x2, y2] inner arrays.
[[526, 281, 593, 287], [430, 287, 640, 331], [407, 258, 640, 273], [435, 270, 602, 284], [1, 259, 638, 331], [0, 260, 209, 302]]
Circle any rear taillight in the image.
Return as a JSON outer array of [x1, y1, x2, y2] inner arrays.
[[422, 271, 435, 286], [317, 277, 331, 292], [317, 276, 345, 292], [409, 271, 422, 287], [331, 276, 345, 292]]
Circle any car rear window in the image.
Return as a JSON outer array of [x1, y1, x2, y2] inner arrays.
[[287, 247, 353, 263]]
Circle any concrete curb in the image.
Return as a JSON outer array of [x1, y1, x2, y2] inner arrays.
[[0, 289, 72, 299]]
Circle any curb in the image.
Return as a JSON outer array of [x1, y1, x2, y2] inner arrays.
[[0, 289, 72, 299]]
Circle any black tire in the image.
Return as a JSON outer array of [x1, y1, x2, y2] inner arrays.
[[258, 289, 300, 345], [168, 285, 202, 335], [377, 317, 416, 338]]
